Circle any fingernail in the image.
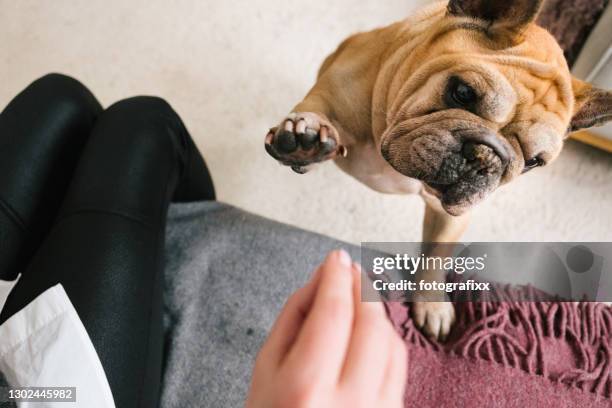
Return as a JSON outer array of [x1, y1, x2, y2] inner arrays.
[[337, 249, 351, 267]]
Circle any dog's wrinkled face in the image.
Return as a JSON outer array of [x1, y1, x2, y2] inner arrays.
[[380, 0, 612, 215]]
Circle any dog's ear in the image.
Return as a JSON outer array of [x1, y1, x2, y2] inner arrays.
[[447, 0, 543, 40], [570, 78, 612, 132]]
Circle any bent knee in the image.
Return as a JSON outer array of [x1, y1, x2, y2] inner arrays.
[[96, 96, 188, 159], [105, 96, 178, 123], [26, 73, 102, 120]]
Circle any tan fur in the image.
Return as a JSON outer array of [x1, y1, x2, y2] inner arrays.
[[266, 1, 612, 339]]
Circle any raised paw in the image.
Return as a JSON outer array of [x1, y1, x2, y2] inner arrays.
[[411, 299, 455, 342], [265, 112, 347, 174]]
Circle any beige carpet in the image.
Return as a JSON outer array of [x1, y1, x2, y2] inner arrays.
[[3, 0, 612, 243]]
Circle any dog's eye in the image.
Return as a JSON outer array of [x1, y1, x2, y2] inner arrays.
[[522, 156, 544, 173], [446, 76, 478, 109]]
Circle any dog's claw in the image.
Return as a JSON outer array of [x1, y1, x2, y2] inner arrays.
[[339, 145, 348, 158], [295, 119, 307, 134], [284, 120, 294, 132], [320, 126, 329, 142], [320, 136, 337, 154]]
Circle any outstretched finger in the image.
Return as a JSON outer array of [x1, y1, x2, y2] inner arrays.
[[284, 250, 355, 384]]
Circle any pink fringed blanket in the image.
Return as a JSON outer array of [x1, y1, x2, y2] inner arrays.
[[387, 299, 612, 407]]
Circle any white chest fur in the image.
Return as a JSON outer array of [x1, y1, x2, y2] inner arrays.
[[334, 141, 423, 195]]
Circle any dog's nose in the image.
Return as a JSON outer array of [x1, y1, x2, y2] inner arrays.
[[462, 131, 510, 167]]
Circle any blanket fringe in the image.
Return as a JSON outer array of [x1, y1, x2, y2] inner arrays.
[[389, 294, 612, 398]]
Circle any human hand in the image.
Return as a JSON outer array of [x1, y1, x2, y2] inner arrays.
[[246, 250, 407, 408]]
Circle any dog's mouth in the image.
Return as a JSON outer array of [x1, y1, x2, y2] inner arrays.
[[381, 122, 511, 215]]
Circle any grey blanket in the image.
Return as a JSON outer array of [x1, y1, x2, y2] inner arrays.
[[161, 202, 358, 408]]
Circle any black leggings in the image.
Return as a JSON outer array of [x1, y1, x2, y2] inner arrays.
[[0, 74, 215, 407]]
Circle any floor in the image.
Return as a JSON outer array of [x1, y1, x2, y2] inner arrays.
[[3, 0, 612, 243]]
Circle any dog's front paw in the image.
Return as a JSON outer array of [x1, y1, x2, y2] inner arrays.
[[265, 112, 346, 174], [411, 299, 455, 341]]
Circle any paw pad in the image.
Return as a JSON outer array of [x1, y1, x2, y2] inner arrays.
[[265, 113, 345, 173]]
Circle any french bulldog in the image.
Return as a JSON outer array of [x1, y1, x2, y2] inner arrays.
[[265, 0, 612, 340]]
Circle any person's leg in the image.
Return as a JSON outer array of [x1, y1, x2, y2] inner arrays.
[[0, 96, 214, 407], [0, 73, 102, 279], [172, 134, 215, 202]]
